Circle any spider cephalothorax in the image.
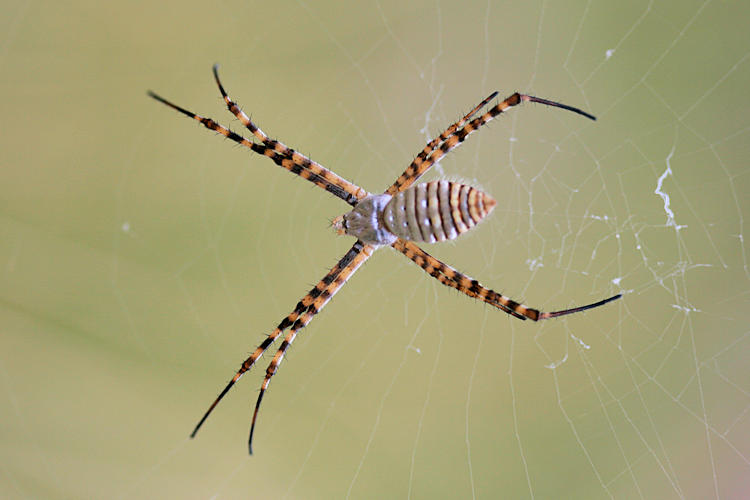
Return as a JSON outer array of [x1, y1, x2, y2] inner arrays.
[[332, 193, 397, 245], [149, 65, 620, 454]]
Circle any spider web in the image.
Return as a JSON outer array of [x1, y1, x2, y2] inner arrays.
[[1, 0, 749, 498]]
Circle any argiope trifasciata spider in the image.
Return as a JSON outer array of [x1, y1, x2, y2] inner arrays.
[[149, 65, 621, 454]]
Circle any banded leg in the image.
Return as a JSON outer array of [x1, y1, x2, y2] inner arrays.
[[388, 93, 596, 195], [147, 90, 367, 206], [392, 239, 620, 321], [190, 240, 372, 443], [392, 238, 531, 319], [386, 91, 498, 195], [212, 65, 368, 204], [247, 241, 376, 453]]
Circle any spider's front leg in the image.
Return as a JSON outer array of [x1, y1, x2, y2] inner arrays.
[[149, 66, 369, 206], [190, 240, 375, 454], [246, 241, 375, 453]]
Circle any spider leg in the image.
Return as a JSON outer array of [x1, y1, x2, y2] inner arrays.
[[247, 241, 375, 454], [392, 239, 531, 319], [386, 91, 499, 195], [189, 240, 374, 443], [147, 89, 366, 206], [392, 239, 619, 321], [211, 65, 368, 205], [538, 293, 621, 320], [387, 93, 596, 194]]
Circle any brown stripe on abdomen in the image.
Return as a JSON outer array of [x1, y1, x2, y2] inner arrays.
[[382, 180, 496, 243]]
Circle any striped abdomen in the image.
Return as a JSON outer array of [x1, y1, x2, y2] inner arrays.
[[382, 180, 496, 243]]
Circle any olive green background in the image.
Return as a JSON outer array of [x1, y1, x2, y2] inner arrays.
[[2, 1, 749, 498]]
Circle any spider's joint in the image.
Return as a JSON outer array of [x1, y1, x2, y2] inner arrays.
[[331, 214, 346, 235]]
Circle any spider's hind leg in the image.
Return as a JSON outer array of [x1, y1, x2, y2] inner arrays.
[[387, 91, 499, 195], [386, 91, 596, 195], [392, 239, 533, 320], [392, 238, 620, 321]]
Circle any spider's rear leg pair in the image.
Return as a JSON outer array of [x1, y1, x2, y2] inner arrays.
[[149, 66, 621, 454]]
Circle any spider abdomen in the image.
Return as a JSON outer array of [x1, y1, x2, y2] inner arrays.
[[382, 180, 496, 243]]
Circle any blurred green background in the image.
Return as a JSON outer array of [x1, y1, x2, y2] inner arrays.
[[2, 1, 749, 498]]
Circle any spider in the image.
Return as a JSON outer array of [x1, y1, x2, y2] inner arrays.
[[148, 65, 621, 454]]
